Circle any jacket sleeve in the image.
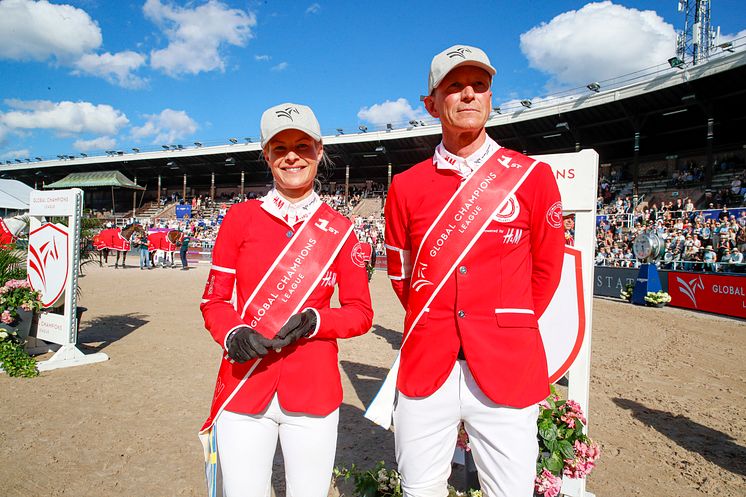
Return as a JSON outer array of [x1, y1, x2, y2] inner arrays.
[[384, 177, 412, 308], [529, 162, 565, 318], [200, 205, 247, 349], [310, 231, 373, 340]]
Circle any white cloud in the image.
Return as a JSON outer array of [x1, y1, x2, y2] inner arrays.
[[520, 1, 676, 87], [255, 54, 271, 61], [306, 3, 321, 14], [73, 51, 148, 89], [720, 29, 746, 43], [144, 0, 257, 76], [0, 149, 30, 160], [131, 109, 197, 144], [73, 136, 116, 152], [357, 98, 427, 127], [0, 0, 102, 62], [0, 99, 129, 136], [271, 62, 288, 71]]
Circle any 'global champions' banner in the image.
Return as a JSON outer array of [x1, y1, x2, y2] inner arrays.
[[668, 272, 746, 319]]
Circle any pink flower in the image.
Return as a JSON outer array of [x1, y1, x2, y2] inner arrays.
[[1, 310, 13, 324], [563, 440, 600, 479], [20, 301, 33, 311], [534, 469, 562, 497], [0, 286, 9, 295]]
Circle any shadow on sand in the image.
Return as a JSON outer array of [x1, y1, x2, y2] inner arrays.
[[613, 397, 746, 477], [76, 312, 150, 353]]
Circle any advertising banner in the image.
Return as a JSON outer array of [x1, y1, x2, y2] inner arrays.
[[668, 272, 746, 318], [175, 204, 192, 219]]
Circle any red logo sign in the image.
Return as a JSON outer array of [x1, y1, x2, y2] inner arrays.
[[668, 272, 745, 318], [27, 223, 69, 308]]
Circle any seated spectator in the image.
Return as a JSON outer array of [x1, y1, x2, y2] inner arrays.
[[702, 245, 718, 272]]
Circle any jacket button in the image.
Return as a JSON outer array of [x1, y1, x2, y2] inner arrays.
[[459, 266, 467, 274], [286, 230, 294, 238], [457, 310, 466, 318]]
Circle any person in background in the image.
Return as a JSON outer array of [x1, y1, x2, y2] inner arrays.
[[180, 231, 190, 270]]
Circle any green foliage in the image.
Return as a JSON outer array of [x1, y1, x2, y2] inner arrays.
[[620, 281, 634, 302], [0, 248, 26, 283], [334, 462, 402, 497], [0, 334, 39, 378], [334, 462, 481, 497]]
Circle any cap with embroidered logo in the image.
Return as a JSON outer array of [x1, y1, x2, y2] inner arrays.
[[427, 44, 496, 95], [260, 103, 322, 148]]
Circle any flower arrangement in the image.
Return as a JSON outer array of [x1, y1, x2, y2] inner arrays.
[[333, 462, 481, 497], [455, 386, 600, 497], [0, 278, 42, 378], [0, 278, 43, 325], [619, 282, 634, 302], [535, 386, 600, 497], [644, 290, 671, 306], [334, 462, 403, 497]]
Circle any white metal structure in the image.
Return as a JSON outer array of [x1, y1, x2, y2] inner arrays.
[[26, 189, 108, 371]]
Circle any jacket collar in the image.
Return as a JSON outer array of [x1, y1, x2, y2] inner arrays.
[[260, 188, 321, 227], [433, 136, 500, 179]]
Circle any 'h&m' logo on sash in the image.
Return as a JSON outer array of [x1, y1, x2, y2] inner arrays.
[[275, 107, 300, 121]]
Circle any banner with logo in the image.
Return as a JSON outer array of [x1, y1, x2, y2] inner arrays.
[[668, 272, 746, 318], [175, 204, 192, 219], [27, 223, 69, 308]]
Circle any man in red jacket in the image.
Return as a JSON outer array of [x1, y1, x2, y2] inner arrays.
[[385, 45, 564, 497]]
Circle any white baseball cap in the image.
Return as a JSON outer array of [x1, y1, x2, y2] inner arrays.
[[427, 44, 496, 95], [260, 103, 322, 148]]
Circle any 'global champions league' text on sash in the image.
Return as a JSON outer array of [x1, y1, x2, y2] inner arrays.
[[199, 203, 353, 497], [366, 149, 541, 429]]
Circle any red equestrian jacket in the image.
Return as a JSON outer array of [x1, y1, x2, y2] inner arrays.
[[201, 196, 373, 416], [385, 148, 564, 408]]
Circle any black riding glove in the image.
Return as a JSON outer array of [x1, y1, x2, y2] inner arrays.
[[273, 310, 317, 348], [226, 326, 274, 363]]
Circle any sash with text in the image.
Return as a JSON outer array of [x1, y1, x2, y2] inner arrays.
[[199, 203, 353, 496], [366, 149, 539, 428]]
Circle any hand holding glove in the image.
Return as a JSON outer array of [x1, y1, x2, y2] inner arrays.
[[226, 326, 276, 363], [273, 310, 317, 348]]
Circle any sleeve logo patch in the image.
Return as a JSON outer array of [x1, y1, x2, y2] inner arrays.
[[546, 201, 563, 229], [351, 242, 369, 268]]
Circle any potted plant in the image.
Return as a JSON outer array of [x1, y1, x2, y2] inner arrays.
[[0, 279, 43, 341], [643, 290, 671, 307]]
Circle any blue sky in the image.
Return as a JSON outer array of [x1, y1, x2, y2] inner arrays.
[[0, 0, 744, 161]]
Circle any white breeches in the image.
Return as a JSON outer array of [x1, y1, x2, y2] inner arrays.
[[393, 361, 539, 497], [215, 394, 339, 497]]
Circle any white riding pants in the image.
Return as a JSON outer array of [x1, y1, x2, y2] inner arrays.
[[215, 394, 339, 497], [393, 361, 539, 497]]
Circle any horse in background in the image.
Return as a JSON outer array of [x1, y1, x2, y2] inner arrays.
[[0, 214, 30, 247], [93, 224, 146, 268], [148, 230, 184, 268]]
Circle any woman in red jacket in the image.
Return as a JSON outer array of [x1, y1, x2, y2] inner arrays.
[[200, 103, 373, 497]]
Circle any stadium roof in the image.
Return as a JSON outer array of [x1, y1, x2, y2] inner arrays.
[[43, 170, 144, 190], [2, 50, 746, 190], [0, 179, 34, 210]]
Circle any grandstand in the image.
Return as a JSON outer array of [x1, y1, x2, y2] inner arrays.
[[1, 47, 745, 218]]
